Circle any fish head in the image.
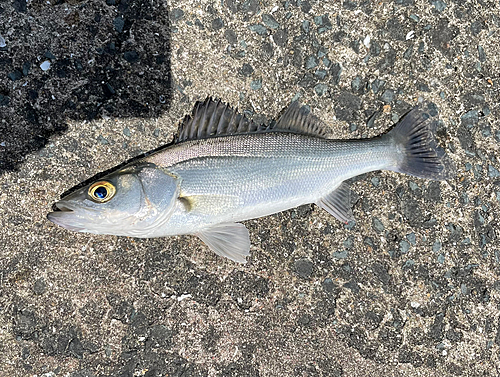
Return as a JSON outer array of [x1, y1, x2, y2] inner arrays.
[[47, 163, 179, 237]]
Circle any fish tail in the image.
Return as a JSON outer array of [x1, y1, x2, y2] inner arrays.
[[386, 107, 454, 181]]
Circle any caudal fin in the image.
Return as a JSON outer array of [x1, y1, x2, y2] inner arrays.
[[387, 107, 455, 181]]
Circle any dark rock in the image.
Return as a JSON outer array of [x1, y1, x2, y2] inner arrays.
[[0, 94, 10, 106], [337, 91, 361, 110], [261, 42, 273, 59], [429, 18, 459, 56], [322, 278, 336, 293], [7, 70, 22, 81], [250, 79, 262, 90], [372, 217, 384, 233], [429, 313, 445, 341], [103, 83, 116, 97], [14, 309, 38, 340], [380, 89, 395, 103], [351, 76, 365, 94], [248, 24, 267, 35], [371, 78, 385, 94], [314, 83, 328, 96], [369, 40, 381, 57], [378, 45, 396, 70], [329, 62, 342, 85], [431, 0, 447, 12], [365, 110, 379, 129], [22, 62, 30, 76], [371, 262, 390, 286], [401, 198, 423, 227], [44, 51, 56, 60], [12, 0, 27, 13], [470, 20, 483, 36], [461, 110, 479, 128], [300, 1, 312, 13], [227, 0, 260, 14], [225, 29, 237, 45], [195, 19, 205, 29], [417, 82, 430, 92], [113, 17, 125, 32], [123, 51, 140, 63], [239, 63, 254, 77], [403, 44, 414, 60], [298, 73, 316, 89], [315, 14, 332, 34], [343, 0, 358, 10], [33, 278, 46, 295], [334, 91, 361, 122], [211, 17, 223, 30], [350, 39, 360, 54], [273, 29, 288, 47], [171, 8, 184, 21], [302, 20, 310, 34], [425, 181, 441, 202], [314, 69, 327, 80], [488, 165, 500, 178], [295, 258, 313, 279], [262, 14, 279, 29], [305, 55, 319, 70], [477, 45, 486, 62], [343, 280, 360, 294]]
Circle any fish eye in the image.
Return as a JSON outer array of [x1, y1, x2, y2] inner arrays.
[[88, 181, 116, 203]]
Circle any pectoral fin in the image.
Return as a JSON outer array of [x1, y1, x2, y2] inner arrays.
[[196, 223, 250, 263], [316, 182, 354, 224]]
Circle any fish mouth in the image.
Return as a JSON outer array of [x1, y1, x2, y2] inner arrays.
[[47, 201, 85, 232], [52, 202, 75, 212]]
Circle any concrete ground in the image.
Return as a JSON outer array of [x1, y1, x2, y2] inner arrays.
[[1, 0, 500, 376]]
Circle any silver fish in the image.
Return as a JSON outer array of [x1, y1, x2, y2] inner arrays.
[[48, 99, 453, 263]]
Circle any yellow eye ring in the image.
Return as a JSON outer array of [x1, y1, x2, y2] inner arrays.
[[88, 181, 116, 203]]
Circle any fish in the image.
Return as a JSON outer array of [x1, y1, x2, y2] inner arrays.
[[48, 98, 454, 263]]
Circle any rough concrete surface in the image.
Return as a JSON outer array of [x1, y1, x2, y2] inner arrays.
[[1, 0, 500, 376]]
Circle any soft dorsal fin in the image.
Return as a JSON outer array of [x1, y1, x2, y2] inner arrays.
[[274, 100, 329, 138], [174, 98, 328, 143]]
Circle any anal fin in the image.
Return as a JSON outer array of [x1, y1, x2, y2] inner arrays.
[[196, 223, 250, 263], [316, 182, 354, 224]]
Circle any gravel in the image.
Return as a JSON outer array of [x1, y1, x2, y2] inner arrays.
[[1, 0, 500, 376]]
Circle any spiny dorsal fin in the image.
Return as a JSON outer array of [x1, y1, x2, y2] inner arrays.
[[174, 98, 328, 143]]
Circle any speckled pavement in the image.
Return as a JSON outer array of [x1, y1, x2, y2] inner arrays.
[[1, 0, 499, 376]]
